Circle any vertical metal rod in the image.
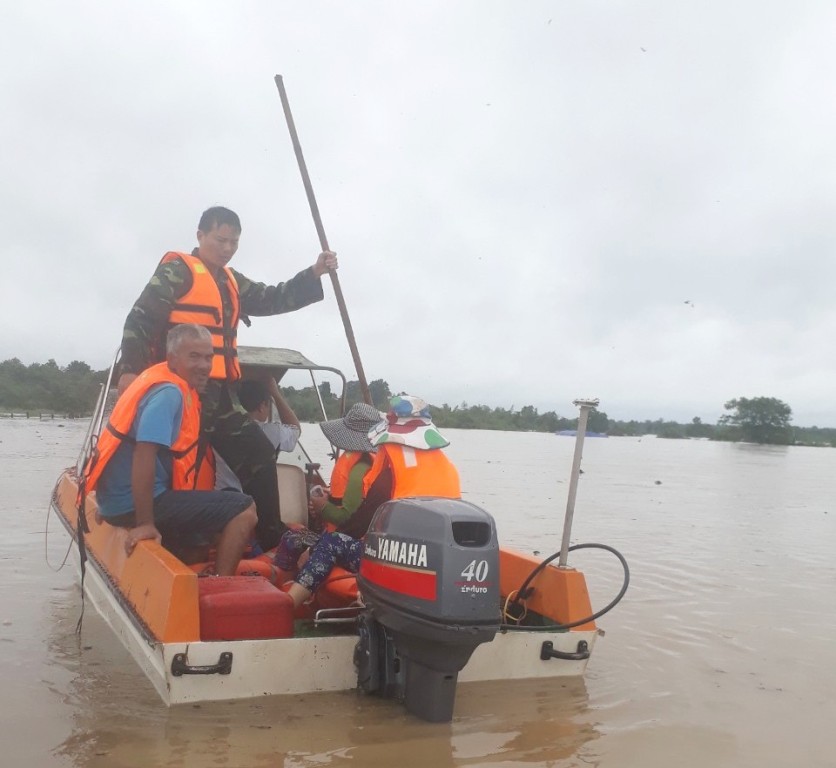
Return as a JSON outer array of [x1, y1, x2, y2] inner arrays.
[[310, 369, 338, 460], [78, 347, 121, 471], [273, 74, 373, 406], [559, 398, 600, 567], [77, 382, 105, 472], [309, 369, 329, 422]]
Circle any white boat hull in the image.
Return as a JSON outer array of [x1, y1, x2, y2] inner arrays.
[[67, 528, 596, 705]]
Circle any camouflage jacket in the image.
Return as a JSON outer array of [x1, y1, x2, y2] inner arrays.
[[120, 250, 324, 374]]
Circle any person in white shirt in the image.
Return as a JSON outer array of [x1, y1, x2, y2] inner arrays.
[[214, 377, 301, 492]]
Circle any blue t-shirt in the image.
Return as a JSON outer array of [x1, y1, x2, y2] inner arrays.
[[96, 384, 185, 517]]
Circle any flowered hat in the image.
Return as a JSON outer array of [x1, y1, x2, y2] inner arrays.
[[319, 402, 384, 452], [367, 394, 449, 450]]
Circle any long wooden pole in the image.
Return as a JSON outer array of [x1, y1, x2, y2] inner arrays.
[[274, 74, 373, 406]]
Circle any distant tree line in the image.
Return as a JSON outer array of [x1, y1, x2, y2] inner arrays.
[[0, 359, 828, 447], [0, 358, 108, 417]]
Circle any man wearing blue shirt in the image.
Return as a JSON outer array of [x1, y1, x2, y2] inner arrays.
[[95, 324, 257, 575]]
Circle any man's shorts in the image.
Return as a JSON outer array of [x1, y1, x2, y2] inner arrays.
[[105, 490, 253, 555]]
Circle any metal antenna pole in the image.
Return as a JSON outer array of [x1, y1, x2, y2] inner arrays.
[[559, 398, 600, 567]]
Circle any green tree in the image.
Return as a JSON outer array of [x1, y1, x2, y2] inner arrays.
[[587, 410, 610, 433], [657, 420, 686, 439], [685, 416, 712, 439], [517, 405, 539, 431], [368, 379, 391, 411], [341, 378, 391, 411], [66, 360, 92, 375], [0, 358, 106, 415], [719, 396, 793, 444]]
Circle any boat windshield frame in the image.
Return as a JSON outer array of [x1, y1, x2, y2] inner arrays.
[[76, 345, 349, 474]]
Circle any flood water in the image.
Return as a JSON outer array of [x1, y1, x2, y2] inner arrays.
[[1, 417, 835, 767]]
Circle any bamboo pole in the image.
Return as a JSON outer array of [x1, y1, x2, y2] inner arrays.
[[274, 75, 373, 406]]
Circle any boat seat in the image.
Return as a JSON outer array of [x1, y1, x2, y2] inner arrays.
[[277, 462, 309, 527]]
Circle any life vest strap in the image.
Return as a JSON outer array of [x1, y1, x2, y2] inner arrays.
[[167, 321, 237, 344], [168, 322, 238, 341], [105, 421, 193, 459], [172, 302, 222, 324], [106, 421, 133, 443]]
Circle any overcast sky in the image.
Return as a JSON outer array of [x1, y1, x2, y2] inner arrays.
[[3, 1, 836, 425]]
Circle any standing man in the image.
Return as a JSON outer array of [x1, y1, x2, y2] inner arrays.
[[86, 324, 258, 575], [116, 206, 338, 551]]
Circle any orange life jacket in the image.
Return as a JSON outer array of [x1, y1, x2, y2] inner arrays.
[[161, 251, 241, 381], [361, 444, 461, 500], [82, 362, 210, 494], [193, 442, 217, 491], [329, 451, 370, 502], [316, 451, 370, 533]]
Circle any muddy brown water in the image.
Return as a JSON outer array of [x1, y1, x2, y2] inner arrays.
[[1, 418, 834, 767]]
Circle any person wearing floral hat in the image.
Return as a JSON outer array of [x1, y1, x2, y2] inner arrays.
[[338, 394, 460, 537], [283, 395, 461, 609], [365, 394, 450, 449]]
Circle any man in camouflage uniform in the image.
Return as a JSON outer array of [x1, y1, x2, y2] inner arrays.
[[117, 206, 337, 551]]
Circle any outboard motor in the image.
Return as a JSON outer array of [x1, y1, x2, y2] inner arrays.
[[355, 497, 501, 722]]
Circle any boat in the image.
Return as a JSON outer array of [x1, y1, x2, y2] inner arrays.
[[556, 430, 609, 438], [50, 347, 629, 722]]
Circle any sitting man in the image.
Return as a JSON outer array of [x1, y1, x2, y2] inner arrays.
[[83, 323, 257, 576], [283, 395, 460, 608], [215, 377, 301, 493]]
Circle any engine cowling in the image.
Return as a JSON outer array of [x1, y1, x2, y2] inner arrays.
[[356, 497, 501, 722]]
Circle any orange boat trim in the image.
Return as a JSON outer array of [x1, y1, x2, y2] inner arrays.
[[499, 548, 596, 631], [55, 470, 595, 640], [55, 472, 200, 643]]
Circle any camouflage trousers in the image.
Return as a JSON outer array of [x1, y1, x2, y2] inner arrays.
[[200, 380, 285, 550]]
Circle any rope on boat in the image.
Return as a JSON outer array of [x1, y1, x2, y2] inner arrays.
[[502, 542, 630, 632], [44, 472, 75, 572]]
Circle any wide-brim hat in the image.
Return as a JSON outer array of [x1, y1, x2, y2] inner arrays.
[[319, 402, 384, 452], [368, 394, 449, 450]]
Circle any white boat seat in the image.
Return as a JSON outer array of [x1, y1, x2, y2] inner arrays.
[[277, 462, 308, 527]]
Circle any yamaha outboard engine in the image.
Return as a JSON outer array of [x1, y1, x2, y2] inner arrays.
[[355, 497, 501, 722]]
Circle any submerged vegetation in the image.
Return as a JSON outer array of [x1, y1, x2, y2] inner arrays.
[[0, 359, 830, 447]]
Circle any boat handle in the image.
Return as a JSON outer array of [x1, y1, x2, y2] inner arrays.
[[171, 651, 233, 676], [540, 640, 590, 661]]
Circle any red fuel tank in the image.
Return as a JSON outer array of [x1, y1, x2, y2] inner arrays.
[[198, 576, 295, 641]]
